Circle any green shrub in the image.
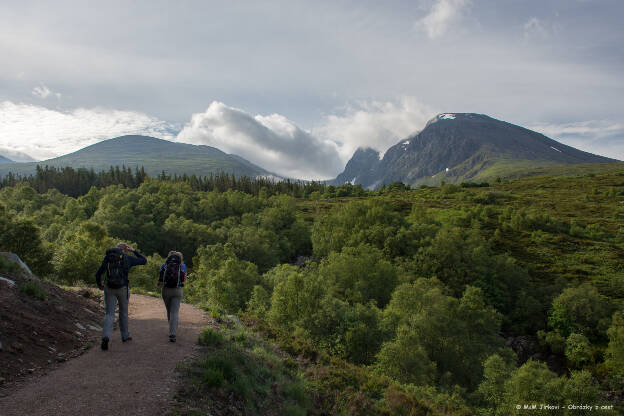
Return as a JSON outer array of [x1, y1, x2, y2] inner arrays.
[[281, 403, 307, 416], [19, 280, 47, 300], [246, 285, 271, 318], [549, 283, 613, 341], [472, 191, 514, 205], [605, 311, 624, 390], [565, 333, 593, 369], [282, 381, 308, 406], [198, 327, 225, 346], [538, 330, 566, 354]]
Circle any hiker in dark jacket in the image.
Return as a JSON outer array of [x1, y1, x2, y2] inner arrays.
[[157, 251, 187, 343], [95, 242, 147, 351]]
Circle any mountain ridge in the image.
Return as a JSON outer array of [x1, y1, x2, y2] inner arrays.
[[0, 135, 279, 179], [0, 154, 14, 164], [331, 113, 618, 188]]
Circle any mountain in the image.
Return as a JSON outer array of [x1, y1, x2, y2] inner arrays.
[[0, 148, 36, 163], [332, 147, 381, 186], [331, 113, 619, 188], [0, 135, 278, 179], [0, 154, 14, 164]]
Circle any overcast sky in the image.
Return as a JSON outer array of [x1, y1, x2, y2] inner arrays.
[[0, 0, 622, 178]]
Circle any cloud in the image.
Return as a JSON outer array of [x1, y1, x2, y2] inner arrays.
[[176, 102, 343, 180], [0, 101, 176, 161], [31, 83, 62, 100], [530, 120, 624, 161], [314, 97, 438, 161], [415, 0, 471, 39], [523, 17, 549, 42], [32, 84, 51, 99]]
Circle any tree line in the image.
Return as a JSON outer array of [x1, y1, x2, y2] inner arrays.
[[0, 164, 371, 199]]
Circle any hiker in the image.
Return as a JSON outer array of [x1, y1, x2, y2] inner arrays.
[[95, 242, 147, 350], [157, 251, 187, 343]]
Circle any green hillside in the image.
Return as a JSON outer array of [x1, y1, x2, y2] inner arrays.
[[1, 165, 623, 414], [416, 160, 624, 186], [0, 135, 275, 178]]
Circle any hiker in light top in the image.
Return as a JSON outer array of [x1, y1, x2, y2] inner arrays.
[[158, 251, 187, 343], [95, 242, 147, 351]]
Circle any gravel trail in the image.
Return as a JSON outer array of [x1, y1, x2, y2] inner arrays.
[[0, 294, 207, 416]]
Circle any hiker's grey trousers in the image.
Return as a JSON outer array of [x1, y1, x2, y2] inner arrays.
[[102, 286, 130, 340], [162, 287, 183, 336]]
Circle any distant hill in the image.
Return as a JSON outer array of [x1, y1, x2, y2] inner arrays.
[[331, 113, 618, 188], [0, 148, 36, 163], [0, 154, 14, 164], [0, 135, 278, 179]]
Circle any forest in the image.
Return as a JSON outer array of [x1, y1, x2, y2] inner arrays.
[[1, 165, 623, 415]]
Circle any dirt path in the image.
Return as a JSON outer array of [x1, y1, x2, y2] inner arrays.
[[0, 294, 208, 416]]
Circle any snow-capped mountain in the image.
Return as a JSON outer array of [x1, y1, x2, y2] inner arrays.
[[331, 113, 617, 188]]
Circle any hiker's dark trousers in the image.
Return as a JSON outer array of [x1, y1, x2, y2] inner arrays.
[[162, 287, 183, 337], [102, 286, 130, 340]]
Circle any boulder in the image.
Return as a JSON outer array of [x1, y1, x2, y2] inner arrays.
[[0, 252, 34, 277]]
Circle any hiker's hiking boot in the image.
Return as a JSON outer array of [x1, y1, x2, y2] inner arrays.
[[122, 336, 132, 343], [101, 337, 109, 351], [169, 335, 176, 343]]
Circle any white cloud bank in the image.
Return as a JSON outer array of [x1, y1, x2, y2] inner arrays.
[[176, 102, 343, 180], [0, 101, 175, 161], [415, 0, 471, 39], [314, 97, 438, 161]]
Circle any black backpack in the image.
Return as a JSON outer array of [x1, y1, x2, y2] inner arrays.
[[105, 248, 127, 288], [163, 253, 184, 288]]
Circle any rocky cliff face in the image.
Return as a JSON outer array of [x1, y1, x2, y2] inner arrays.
[[331, 147, 381, 187]]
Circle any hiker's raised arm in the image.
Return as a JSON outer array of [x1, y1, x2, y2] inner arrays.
[[127, 249, 147, 267]]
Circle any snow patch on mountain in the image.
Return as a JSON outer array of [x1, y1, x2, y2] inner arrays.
[[439, 114, 456, 120], [550, 146, 562, 153]]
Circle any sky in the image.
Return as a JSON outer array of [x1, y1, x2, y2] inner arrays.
[[0, 0, 623, 179]]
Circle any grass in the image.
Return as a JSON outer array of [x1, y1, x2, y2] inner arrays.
[[197, 327, 224, 346], [130, 287, 161, 298], [172, 322, 312, 415], [0, 255, 20, 274], [411, 160, 624, 186], [19, 280, 47, 300]]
